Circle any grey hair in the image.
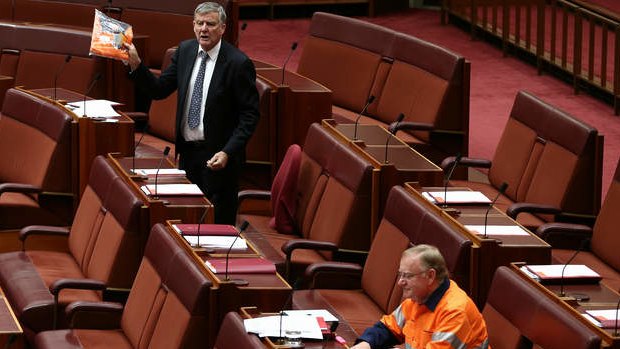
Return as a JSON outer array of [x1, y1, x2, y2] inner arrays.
[[403, 244, 449, 281], [194, 2, 227, 24]]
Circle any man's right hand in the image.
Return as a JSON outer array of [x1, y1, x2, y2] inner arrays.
[[350, 342, 371, 349], [123, 43, 141, 71]]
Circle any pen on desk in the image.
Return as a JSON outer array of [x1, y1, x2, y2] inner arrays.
[[334, 333, 350, 349]]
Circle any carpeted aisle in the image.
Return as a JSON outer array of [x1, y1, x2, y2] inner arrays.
[[239, 8, 620, 199]]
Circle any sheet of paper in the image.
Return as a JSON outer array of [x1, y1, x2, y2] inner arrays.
[[422, 191, 491, 204], [465, 225, 530, 236], [183, 235, 246, 249], [140, 184, 203, 196], [244, 314, 323, 339], [525, 264, 600, 278], [134, 168, 186, 176], [283, 309, 338, 322], [67, 99, 121, 118]]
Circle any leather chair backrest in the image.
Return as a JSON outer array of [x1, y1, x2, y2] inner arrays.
[[591, 158, 620, 270], [0, 0, 10, 20], [483, 266, 601, 349], [68, 156, 146, 289], [307, 139, 374, 255], [121, 223, 212, 349], [297, 12, 394, 113], [12, 0, 96, 28], [0, 88, 73, 193], [213, 312, 264, 349], [376, 33, 466, 142], [489, 91, 601, 217], [296, 123, 340, 235]]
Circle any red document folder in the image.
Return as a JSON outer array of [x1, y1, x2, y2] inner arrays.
[[205, 258, 276, 274], [173, 224, 238, 236]]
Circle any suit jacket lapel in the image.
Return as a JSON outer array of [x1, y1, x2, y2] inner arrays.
[[205, 42, 228, 113], [179, 41, 199, 107]]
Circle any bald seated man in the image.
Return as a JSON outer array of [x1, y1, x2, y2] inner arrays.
[[352, 244, 490, 349]]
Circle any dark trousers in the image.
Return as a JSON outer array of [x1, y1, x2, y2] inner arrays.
[[179, 145, 239, 225]]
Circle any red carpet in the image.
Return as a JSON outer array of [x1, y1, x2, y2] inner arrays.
[[239, 9, 620, 200]]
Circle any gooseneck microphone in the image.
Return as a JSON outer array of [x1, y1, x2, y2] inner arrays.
[[153, 146, 171, 199], [53, 54, 72, 101], [442, 153, 462, 207], [615, 297, 620, 336], [384, 113, 405, 164], [280, 42, 298, 86], [483, 182, 508, 238], [224, 221, 250, 286], [234, 22, 247, 47], [131, 124, 149, 176], [194, 205, 211, 251], [82, 72, 102, 117], [353, 95, 376, 140], [558, 238, 590, 298]]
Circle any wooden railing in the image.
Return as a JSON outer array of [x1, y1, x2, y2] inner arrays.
[[442, 0, 620, 114]]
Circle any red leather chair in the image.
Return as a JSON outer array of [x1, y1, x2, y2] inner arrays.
[[32, 223, 213, 349]]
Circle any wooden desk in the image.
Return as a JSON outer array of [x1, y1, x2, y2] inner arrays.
[[108, 154, 214, 226], [240, 306, 358, 349], [255, 62, 332, 169], [27, 88, 134, 197], [0, 288, 22, 348], [323, 120, 443, 232], [510, 263, 620, 348], [163, 222, 291, 346], [405, 183, 551, 306]]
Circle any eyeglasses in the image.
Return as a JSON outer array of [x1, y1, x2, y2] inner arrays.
[[397, 270, 428, 281]]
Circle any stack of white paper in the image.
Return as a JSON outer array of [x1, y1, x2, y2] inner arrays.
[[183, 235, 247, 249], [465, 225, 530, 236], [244, 314, 323, 339], [422, 191, 491, 204]]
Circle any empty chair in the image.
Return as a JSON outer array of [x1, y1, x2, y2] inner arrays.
[[0, 156, 147, 341], [483, 266, 601, 349], [537, 157, 620, 291], [443, 90, 603, 231], [32, 223, 213, 349], [213, 312, 264, 349], [0, 88, 75, 231], [238, 123, 376, 281]]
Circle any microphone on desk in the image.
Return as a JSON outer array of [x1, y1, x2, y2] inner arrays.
[[194, 205, 213, 252], [281, 42, 298, 86], [224, 220, 250, 286], [275, 286, 304, 348], [483, 182, 508, 239], [53, 54, 72, 101], [131, 124, 149, 177], [442, 153, 462, 207], [384, 113, 405, 164], [353, 95, 375, 141], [234, 22, 247, 47], [614, 297, 620, 336], [153, 146, 171, 199], [82, 72, 102, 118], [558, 238, 591, 299]]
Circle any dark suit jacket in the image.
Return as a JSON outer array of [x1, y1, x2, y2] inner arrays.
[[132, 39, 260, 166]]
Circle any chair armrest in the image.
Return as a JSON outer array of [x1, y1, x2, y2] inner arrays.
[[238, 189, 271, 203], [19, 225, 70, 251], [281, 239, 339, 280], [124, 111, 148, 122], [49, 278, 107, 329], [66, 301, 124, 329], [389, 121, 434, 134], [440, 156, 491, 171], [535, 222, 593, 249], [506, 202, 561, 220], [0, 183, 41, 196], [49, 278, 107, 296], [0, 76, 14, 105], [304, 262, 363, 289]]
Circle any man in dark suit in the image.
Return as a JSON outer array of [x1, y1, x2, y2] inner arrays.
[[125, 2, 259, 224]]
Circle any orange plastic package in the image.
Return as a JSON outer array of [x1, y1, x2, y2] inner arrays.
[[89, 9, 133, 61]]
